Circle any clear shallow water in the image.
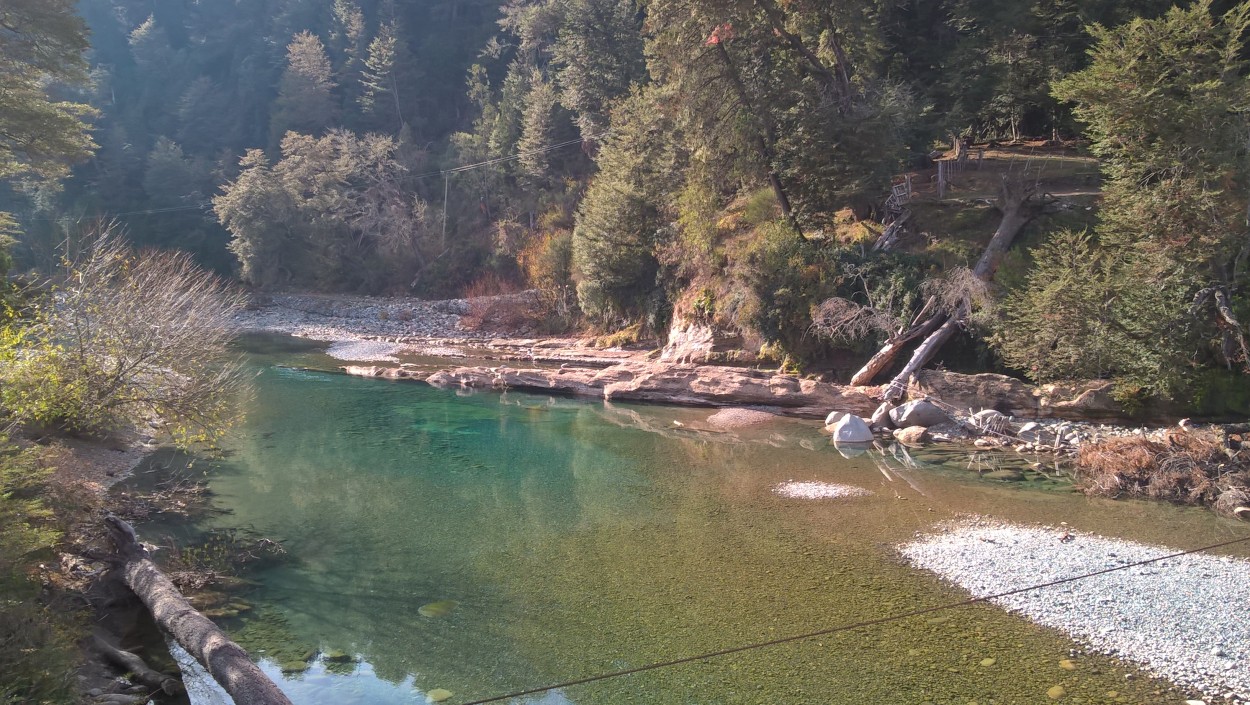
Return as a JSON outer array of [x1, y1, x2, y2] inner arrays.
[[136, 337, 1250, 705]]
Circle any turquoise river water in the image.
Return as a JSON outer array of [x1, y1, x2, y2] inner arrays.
[[130, 336, 1250, 705]]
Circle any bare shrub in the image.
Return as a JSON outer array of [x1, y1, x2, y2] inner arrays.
[[923, 266, 993, 316], [809, 297, 894, 344], [0, 229, 248, 444], [459, 272, 531, 332], [1076, 429, 1249, 510]]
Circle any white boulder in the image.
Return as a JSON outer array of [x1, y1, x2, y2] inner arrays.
[[829, 414, 875, 444]]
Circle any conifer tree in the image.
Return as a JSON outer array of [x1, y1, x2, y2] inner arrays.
[[270, 31, 338, 145]]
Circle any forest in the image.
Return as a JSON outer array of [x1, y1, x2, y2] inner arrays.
[[4, 0, 1250, 407]]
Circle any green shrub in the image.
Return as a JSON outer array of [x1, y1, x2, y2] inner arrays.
[[0, 440, 76, 705]]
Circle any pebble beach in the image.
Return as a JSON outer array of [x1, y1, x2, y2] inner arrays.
[[901, 521, 1250, 703]]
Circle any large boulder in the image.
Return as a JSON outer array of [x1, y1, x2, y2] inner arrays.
[[893, 425, 930, 445], [829, 414, 875, 443], [870, 402, 896, 430], [889, 399, 951, 428]]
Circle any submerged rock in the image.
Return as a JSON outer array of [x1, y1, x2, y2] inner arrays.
[[426, 689, 454, 703], [417, 600, 459, 618]]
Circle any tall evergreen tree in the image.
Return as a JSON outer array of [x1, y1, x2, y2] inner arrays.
[[271, 31, 339, 145]]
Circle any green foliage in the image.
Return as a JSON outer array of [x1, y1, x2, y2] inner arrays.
[[0, 0, 97, 184], [992, 229, 1117, 381], [271, 31, 338, 144], [0, 439, 76, 705], [572, 87, 681, 325], [216, 131, 438, 292], [743, 224, 928, 365], [991, 1, 1250, 398]]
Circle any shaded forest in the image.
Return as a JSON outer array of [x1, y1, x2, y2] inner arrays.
[[4, 0, 1250, 405]]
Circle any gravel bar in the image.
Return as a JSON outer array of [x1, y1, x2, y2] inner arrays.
[[901, 521, 1250, 703]]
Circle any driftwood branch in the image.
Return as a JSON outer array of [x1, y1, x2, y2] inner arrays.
[[92, 633, 183, 696], [105, 514, 294, 705]]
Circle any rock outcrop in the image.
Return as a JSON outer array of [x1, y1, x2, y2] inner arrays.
[[907, 370, 1152, 421], [348, 361, 878, 419], [660, 317, 753, 364]]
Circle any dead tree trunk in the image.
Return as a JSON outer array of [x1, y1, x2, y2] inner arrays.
[[106, 515, 294, 705], [876, 178, 1047, 400], [849, 296, 943, 386]]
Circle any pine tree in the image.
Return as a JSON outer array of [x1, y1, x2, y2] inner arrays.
[[0, 0, 96, 183], [359, 17, 411, 134]]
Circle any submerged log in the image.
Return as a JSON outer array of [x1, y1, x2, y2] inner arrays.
[[105, 515, 294, 705]]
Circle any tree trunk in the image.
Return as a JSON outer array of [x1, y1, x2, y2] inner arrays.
[[876, 178, 1043, 399], [713, 41, 801, 237], [849, 304, 944, 386], [106, 515, 295, 705]]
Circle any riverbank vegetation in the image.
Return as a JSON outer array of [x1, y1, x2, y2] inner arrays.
[[3, 0, 1246, 414]]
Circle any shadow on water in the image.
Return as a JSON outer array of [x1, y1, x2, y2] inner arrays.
[[122, 353, 1250, 705]]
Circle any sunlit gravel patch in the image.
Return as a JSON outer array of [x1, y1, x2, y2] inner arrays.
[[772, 481, 874, 499]]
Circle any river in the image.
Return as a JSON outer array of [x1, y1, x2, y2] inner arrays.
[[128, 335, 1250, 704]]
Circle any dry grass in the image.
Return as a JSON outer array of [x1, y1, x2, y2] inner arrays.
[[1076, 429, 1250, 516], [459, 273, 531, 332]]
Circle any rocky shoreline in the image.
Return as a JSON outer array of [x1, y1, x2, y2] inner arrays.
[[238, 293, 1165, 431]]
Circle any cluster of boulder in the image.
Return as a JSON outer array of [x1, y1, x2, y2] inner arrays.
[[824, 398, 1086, 455]]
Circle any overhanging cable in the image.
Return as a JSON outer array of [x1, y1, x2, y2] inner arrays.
[[459, 533, 1250, 705]]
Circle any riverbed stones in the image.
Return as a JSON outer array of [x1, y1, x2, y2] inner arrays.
[[870, 401, 896, 430], [893, 425, 930, 445], [889, 399, 950, 428], [829, 414, 875, 443]]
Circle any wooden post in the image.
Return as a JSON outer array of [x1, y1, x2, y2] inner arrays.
[[938, 161, 946, 199]]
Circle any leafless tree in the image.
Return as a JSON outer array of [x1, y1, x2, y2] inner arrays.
[[5, 226, 248, 443]]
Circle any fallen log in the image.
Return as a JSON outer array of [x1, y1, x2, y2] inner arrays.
[[105, 514, 294, 705], [848, 296, 942, 386], [878, 177, 1051, 400]]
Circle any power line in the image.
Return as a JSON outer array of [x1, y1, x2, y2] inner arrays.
[[459, 533, 1250, 705], [21, 201, 212, 223]]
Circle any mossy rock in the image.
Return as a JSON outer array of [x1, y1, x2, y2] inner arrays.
[[323, 650, 353, 663], [279, 661, 310, 674]]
